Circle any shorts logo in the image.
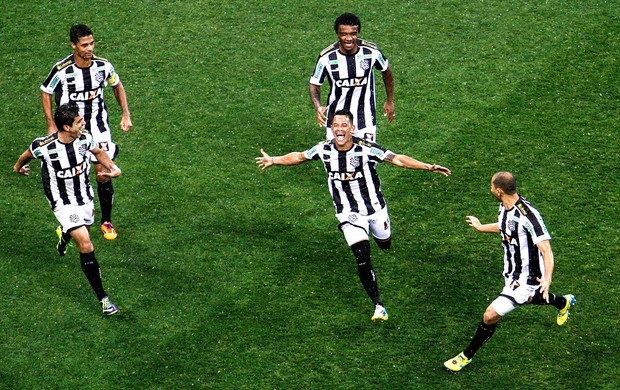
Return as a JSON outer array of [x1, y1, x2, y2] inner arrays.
[[349, 156, 360, 168], [348, 214, 358, 223], [70, 214, 80, 223], [99, 142, 110, 151], [359, 59, 370, 70]]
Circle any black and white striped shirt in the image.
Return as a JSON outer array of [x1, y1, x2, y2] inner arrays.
[[304, 137, 390, 216], [40, 54, 120, 140], [310, 39, 389, 133], [30, 132, 96, 211], [497, 197, 551, 283]]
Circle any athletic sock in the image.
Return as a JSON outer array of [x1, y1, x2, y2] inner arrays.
[[97, 179, 114, 224], [80, 251, 107, 300], [464, 321, 497, 359], [350, 240, 381, 303]]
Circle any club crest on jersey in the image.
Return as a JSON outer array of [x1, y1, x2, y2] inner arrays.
[[359, 59, 370, 70], [70, 88, 103, 102], [349, 156, 360, 168], [95, 71, 105, 83], [335, 77, 368, 88], [507, 220, 516, 232], [78, 143, 89, 157], [329, 171, 363, 181]]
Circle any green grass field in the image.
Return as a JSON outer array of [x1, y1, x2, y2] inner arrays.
[[1, 1, 618, 388]]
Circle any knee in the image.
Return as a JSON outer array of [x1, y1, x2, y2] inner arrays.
[[374, 236, 391, 250], [483, 307, 501, 325]]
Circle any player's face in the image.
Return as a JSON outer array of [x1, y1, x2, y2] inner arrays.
[[66, 115, 86, 139], [331, 115, 355, 149], [336, 25, 359, 55], [72, 35, 95, 62], [490, 181, 502, 202]]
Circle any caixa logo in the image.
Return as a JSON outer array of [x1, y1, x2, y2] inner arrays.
[[56, 161, 88, 178], [70, 88, 103, 102], [329, 171, 363, 181], [335, 77, 368, 88]]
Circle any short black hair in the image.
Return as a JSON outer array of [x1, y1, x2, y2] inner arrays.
[[334, 13, 361, 33], [69, 24, 93, 44], [492, 172, 517, 195], [333, 109, 354, 124], [54, 103, 80, 131]]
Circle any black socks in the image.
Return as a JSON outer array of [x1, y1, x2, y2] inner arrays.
[[97, 179, 114, 224], [80, 251, 107, 300], [350, 240, 382, 305], [464, 321, 497, 359]]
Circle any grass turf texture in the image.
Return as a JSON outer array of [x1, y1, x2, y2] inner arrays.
[[1, 1, 618, 388]]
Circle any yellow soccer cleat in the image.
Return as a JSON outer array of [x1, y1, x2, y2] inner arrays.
[[557, 294, 576, 326], [371, 304, 388, 322], [444, 352, 471, 372], [101, 221, 118, 240]]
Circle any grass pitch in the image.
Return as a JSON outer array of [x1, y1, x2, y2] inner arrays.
[[0, 1, 618, 388]]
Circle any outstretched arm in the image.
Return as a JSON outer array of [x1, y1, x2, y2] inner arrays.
[[384, 153, 451, 176], [382, 65, 395, 123], [466, 216, 500, 233], [255, 148, 309, 170]]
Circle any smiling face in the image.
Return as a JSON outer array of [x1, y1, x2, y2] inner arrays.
[[336, 24, 359, 55], [331, 114, 355, 150], [64, 114, 86, 140]]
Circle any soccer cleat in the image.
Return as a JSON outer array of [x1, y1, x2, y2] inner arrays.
[[56, 226, 72, 256], [557, 294, 576, 326], [444, 352, 471, 372], [101, 222, 118, 240], [371, 304, 388, 322], [100, 296, 119, 316]]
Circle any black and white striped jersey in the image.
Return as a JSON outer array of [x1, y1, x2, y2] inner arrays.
[[304, 137, 391, 216], [30, 132, 96, 211], [310, 39, 389, 132], [497, 196, 551, 282], [40, 54, 120, 141]]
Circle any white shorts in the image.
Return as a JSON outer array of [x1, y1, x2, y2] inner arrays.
[[90, 140, 119, 163], [337, 207, 391, 246], [54, 201, 95, 233], [491, 278, 540, 316], [326, 127, 377, 142]]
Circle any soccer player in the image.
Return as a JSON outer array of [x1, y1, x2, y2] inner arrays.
[[41, 24, 132, 240], [444, 172, 576, 372], [14, 104, 122, 316], [256, 109, 450, 321], [310, 13, 395, 142]]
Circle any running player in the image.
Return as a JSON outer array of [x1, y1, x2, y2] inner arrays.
[[310, 13, 395, 142], [444, 172, 576, 372], [256, 109, 450, 321], [14, 103, 122, 316], [41, 24, 132, 240]]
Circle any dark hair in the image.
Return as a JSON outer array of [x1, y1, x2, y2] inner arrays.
[[492, 172, 517, 195], [334, 13, 361, 33], [333, 109, 354, 124], [69, 24, 93, 44], [54, 103, 80, 131]]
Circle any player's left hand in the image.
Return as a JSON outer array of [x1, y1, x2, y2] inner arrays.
[[383, 101, 395, 123], [97, 165, 122, 179], [120, 115, 132, 132], [536, 277, 551, 302], [15, 164, 30, 176], [255, 149, 273, 170], [428, 164, 451, 176]]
